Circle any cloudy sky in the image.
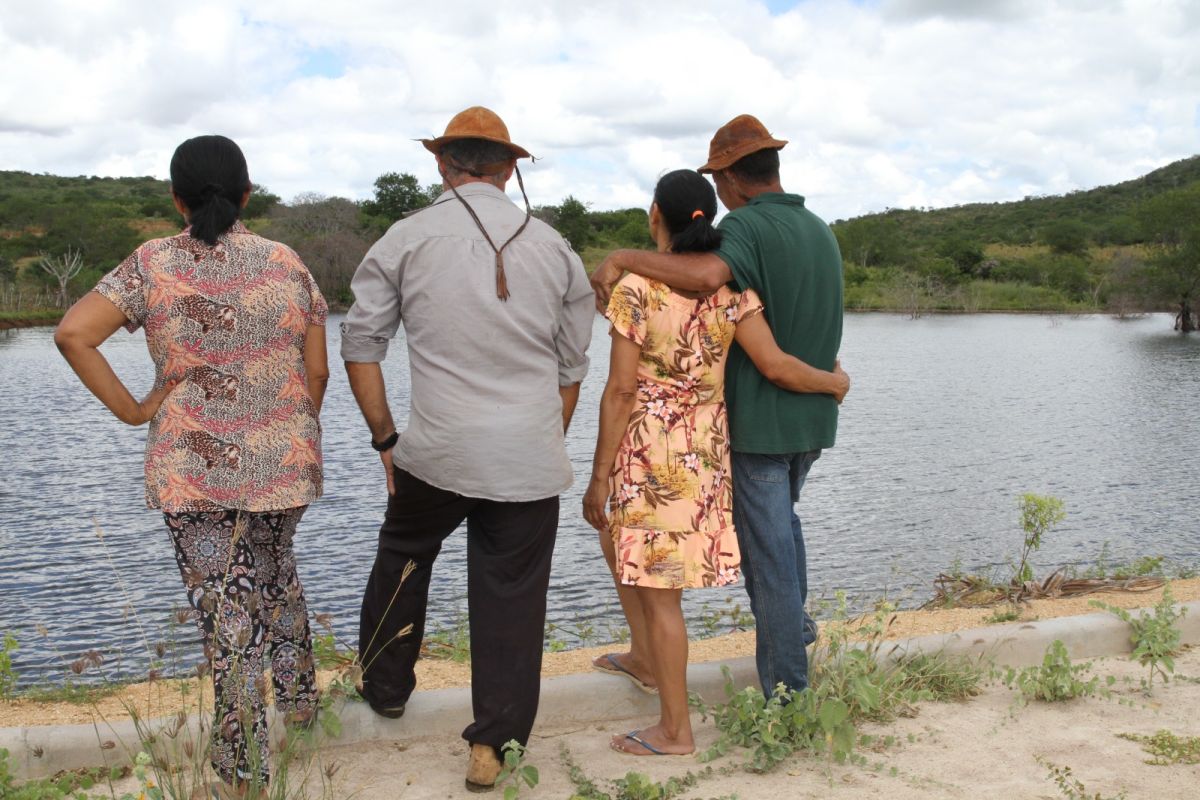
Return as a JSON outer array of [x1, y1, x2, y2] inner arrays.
[[1, 0, 1197, 221]]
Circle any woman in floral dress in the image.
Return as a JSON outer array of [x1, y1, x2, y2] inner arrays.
[[55, 135, 327, 797], [583, 169, 848, 757]]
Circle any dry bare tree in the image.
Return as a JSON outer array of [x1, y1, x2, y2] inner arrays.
[[38, 247, 86, 308]]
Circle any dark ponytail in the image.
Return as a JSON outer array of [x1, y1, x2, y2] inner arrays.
[[169, 135, 250, 246], [652, 169, 723, 253]]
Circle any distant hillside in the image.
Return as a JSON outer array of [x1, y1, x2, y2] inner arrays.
[[828, 155, 1200, 317], [832, 155, 1200, 249]]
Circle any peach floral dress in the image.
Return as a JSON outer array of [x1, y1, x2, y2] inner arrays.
[[603, 273, 763, 589]]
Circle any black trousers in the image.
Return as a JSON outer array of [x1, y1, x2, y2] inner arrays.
[[358, 465, 559, 748]]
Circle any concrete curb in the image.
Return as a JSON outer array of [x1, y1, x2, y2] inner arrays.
[[5, 600, 1198, 779]]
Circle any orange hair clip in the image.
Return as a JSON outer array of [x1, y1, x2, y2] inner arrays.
[[691, 210, 704, 219]]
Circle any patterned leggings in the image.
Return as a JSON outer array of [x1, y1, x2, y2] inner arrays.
[[165, 507, 318, 784]]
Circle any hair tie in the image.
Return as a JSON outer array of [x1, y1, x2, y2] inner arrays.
[[691, 210, 704, 220], [201, 183, 224, 198]]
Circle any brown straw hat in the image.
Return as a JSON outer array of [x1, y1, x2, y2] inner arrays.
[[698, 114, 787, 174], [420, 106, 532, 160]]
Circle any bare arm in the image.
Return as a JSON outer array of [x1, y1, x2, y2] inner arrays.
[[582, 332, 642, 531], [590, 249, 732, 312], [733, 313, 850, 402], [304, 324, 329, 415], [344, 360, 398, 495], [54, 293, 178, 425], [560, 382, 581, 433]]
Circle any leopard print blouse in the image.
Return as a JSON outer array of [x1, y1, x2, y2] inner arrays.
[[94, 221, 328, 512]]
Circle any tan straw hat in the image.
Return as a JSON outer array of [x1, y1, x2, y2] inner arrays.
[[698, 114, 787, 174], [420, 106, 532, 160]]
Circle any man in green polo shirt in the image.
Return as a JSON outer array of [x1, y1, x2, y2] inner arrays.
[[590, 114, 844, 695]]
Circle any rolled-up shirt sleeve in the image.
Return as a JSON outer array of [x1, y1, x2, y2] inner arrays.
[[339, 237, 404, 363], [555, 249, 594, 386]]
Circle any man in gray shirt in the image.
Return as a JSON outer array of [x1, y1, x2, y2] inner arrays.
[[340, 106, 593, 791]]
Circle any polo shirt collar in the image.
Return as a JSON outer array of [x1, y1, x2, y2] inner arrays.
[[748, 192, 806, 208], [433, 182, 511, 203]]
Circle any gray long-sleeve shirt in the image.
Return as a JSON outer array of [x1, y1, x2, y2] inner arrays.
[[340, 182, 594, 501]]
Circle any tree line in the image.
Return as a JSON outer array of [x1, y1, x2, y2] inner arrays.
[[0, 170, 652, 311], [0, 159, 1196, 328]]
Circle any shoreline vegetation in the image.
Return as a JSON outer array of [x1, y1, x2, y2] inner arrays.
[[3, 576, 1197, 730], [2, 156, 1198, 327], [2, 499, 1196, 797]]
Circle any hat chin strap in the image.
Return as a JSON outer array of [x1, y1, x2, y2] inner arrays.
[[440, 161, 532, 301]]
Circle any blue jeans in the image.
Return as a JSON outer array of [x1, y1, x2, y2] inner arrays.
[[731, 450, 821, 695]]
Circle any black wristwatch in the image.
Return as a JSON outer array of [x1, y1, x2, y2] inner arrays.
[[371, 431, 399, 452]]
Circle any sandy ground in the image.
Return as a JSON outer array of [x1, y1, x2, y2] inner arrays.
[[95, 646, 1200, 799], [4, 577, 1197, 730]]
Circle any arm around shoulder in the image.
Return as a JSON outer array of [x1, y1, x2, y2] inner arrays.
[[733, 313, 850, 401]]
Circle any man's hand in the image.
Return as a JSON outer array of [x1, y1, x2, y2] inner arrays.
[[832, 360, 850, 404], [380, 448, 395, 495], [119, 380, 180, 426], [590, 252, 625, 313]]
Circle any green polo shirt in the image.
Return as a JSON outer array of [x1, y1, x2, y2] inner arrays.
[[715, 192, 843, 454]]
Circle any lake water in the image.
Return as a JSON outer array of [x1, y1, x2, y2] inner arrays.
[[1, 312, 1198, 686]]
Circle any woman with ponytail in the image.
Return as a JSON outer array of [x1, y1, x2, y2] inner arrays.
[[582, 169, 848, 756], [56, 135, 327, 797]]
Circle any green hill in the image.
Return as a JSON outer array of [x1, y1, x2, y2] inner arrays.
[[830, 156, 1200, 316]]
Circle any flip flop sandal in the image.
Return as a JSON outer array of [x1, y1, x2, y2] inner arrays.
[[611, 729, 691, 757], [592, 653, 659, 695]]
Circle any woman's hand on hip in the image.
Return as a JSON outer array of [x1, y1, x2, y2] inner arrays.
[[120, 380, 180, 426], [582, 475, 610, 531]]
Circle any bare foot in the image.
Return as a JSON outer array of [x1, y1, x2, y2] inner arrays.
[[592, 652, 658, 692], [609, 724, 694, 756]]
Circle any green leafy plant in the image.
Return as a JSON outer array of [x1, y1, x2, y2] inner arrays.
[[0, 746, 146, 800], [1002, 640, 1108, 704], [1037, 757, 1127, 800], [693, 594, 982, 774], [1117, 729, 1200, 765], [496, 740, 539, 800], [1015, 493, 1066, 585], [1091, 584, 1186, 691], [0, 633, 17, 700]]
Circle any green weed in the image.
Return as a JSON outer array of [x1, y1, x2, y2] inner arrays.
[[559, 743, 726, 800], [694, 594, 982, 773], [1091, 584, 1186, 691], [496, 740, 539, 800], [1116, 729, 1200, 765], [1037, 757, 1127, 800], [0, 746, 141, 800], [1001, 640, 1109, 704], [0, 633, 18, 700], [983, 607, 1021, 624]]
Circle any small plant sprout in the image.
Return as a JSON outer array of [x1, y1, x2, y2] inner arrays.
[[496, 740, 539, 800]]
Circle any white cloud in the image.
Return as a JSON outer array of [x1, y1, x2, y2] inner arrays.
[[0, 0, 1196, 222]]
